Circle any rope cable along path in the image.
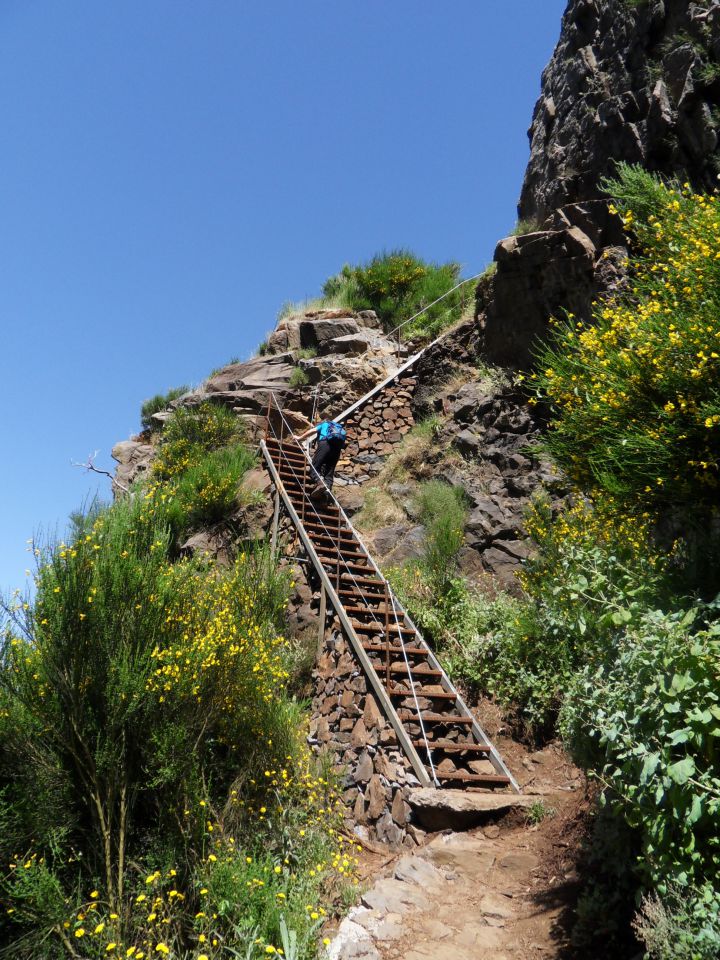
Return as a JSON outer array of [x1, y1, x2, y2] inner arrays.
[[265, 395, 441, 787], [387, 270, 486, 359]]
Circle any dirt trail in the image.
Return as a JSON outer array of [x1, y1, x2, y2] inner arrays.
[[328, 743, 587, 960]]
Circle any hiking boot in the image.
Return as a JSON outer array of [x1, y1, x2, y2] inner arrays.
[[309, 482, 329, 502]]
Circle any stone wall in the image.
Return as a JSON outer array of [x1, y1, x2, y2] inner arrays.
[[309, 621, 421, 849], [334, 375, 418, 486]]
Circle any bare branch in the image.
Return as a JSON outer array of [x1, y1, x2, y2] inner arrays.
[[71, 451, 129, 494]]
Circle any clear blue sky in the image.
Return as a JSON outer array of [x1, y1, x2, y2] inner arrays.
[[0, 0, 566, 593]]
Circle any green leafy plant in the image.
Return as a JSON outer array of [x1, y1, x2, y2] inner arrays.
[[414, 480, 467, 590], [526, 800, 555, 825], [322, 250, 464, 339], [140, 385, 190, 431], [289, 367, 310, 389]]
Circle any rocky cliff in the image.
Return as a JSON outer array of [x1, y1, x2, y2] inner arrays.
[[480, 0, 720, 368], [521, 0, 720, 223]]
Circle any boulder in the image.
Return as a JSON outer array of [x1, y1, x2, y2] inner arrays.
[[407, 788, 535, 831], [322, 334, 370, 355], [381, 526, 426, 566], [299, 318, 360, 347], [111, 439, 155, 491], [205, 354, 296, 393]]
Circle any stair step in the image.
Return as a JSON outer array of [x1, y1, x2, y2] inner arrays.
[[338, 574, 385, 588], [269, 449, 307, 464], [362, 643, 429, 657], [412, 741, 491, 754], [351, 620, 416, 637], [389, 687, 456, 701], [399, 711, 473, 725], [323, 561, 375, 576], [287, 502, 341, 522], [308, 530, 357, 547], [436, 772, 511, 785], [315, 551, 369, 566], [387, 664, 442, 677], [345, 604, 396, 616], [338, 586, 387, 599]]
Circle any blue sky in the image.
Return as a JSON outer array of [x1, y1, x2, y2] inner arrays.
[[0, 0, 566, 593]]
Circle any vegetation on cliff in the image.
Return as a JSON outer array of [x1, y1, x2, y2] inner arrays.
[[0, 404, 356, 959], [386, 168, 720, 957], [280, 249, 468, 340], [522, 168, 720, 957]]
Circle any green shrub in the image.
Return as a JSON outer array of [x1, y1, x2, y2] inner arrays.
[[533, 165, 720, 514], [289, 367, 310, 388], [140, 385, 189, 431], [634, 883, 720, 960], [0, 493, 353, 957], [322, 250, 463, 338], [152, 402, 244, 482], [167, 442, 257, 532], [414, 480, 467, 589], [560, 607, 720, 895]]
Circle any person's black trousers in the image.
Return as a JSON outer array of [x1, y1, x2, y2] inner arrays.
[[311, 438, 344, 489]]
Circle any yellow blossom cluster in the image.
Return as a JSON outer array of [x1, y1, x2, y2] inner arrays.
[[534, 180, 720, 505], [145, 562, 288, 714]]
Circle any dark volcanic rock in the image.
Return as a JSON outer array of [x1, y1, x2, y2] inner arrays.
[[519, 0, 720, 224], [479, 0, 720, 369]]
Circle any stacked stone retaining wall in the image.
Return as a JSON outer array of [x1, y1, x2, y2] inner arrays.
[[335, 374, 417, 486]]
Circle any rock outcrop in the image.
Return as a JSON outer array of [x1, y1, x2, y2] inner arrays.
[[520, 0, 720, 224], [479, 0, 720, 369]]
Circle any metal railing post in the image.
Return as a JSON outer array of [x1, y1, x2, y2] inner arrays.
[[384, 582, 391, 690]]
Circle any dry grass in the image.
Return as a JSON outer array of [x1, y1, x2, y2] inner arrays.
[[353, 487, 406, 532], [382, 417, 443, 482]]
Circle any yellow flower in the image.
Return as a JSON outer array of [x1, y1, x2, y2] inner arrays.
[[75, 929, 85, 938], [155, 946, 170, 956], [106, 945, 117, 953]]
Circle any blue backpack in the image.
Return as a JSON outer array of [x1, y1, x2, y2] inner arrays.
[[318, 420, 347, 443]]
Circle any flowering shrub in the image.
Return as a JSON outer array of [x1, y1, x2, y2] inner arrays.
[[533, 165, 720, 511], [0, 490, 354, 958], [153, 403, 245, 482], [519, 168, 720, 955], [322, 250, 465, 338]]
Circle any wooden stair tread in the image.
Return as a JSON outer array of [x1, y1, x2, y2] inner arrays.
[[436, 772, 511, 785], [362, 643, 429, 657], [412, 741, 491, 754], [390, 688, 457, 700]]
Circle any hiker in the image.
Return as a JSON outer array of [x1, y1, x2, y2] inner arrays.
[[310, 419, 347, 498]]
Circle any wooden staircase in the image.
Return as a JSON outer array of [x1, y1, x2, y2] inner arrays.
[[261, 398, 519, 792]]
